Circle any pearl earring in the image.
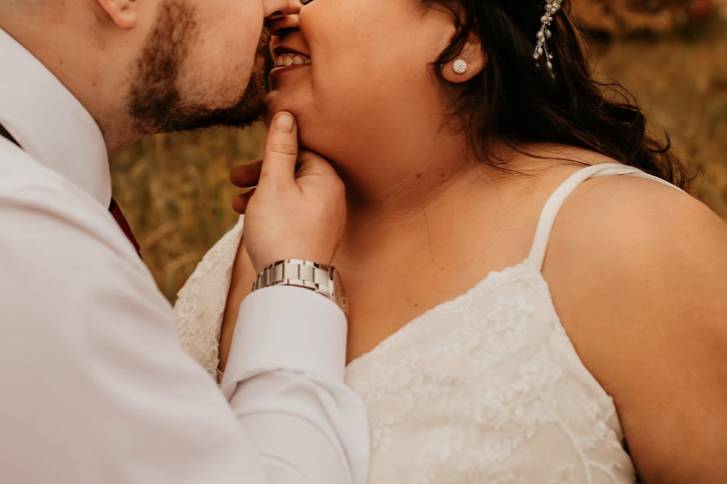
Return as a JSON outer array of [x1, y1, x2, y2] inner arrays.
[[452, 59, 468, 74]]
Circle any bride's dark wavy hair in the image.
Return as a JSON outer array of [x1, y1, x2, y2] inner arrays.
[[426, 0, 689, 187]]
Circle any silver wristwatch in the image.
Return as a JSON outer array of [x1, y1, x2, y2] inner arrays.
[[252, 259, 348, 316]]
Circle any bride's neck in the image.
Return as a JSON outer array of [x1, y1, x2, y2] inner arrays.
[[340, 133, 482, 226], [337, 138, 578, 225], [332, 136, 551, 265], [328, 133, 515, 271]]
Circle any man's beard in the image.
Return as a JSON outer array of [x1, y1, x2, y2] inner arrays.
[[128, 0, 268, 134]]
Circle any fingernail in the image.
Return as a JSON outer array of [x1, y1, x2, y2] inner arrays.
[[275, 113, 295, 132]]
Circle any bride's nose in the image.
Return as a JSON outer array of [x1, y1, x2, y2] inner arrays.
[[263, 0, 303, 20]]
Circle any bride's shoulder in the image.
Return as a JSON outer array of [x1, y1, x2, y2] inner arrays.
[[549, 165, 726, 293], [526, 146, 723, 267], [560, 166, 720, 251]]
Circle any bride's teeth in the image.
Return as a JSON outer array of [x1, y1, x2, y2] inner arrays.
[[274, 53, 311, 68]]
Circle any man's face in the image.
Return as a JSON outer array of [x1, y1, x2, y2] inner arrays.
[[128, 0, 267, 134]]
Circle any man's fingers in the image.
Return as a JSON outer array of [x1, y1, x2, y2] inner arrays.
[[232, 189, 256, 214], [230, 161, 262, 188], [259, 112, 299, 186], [296, 150, 338, 178]]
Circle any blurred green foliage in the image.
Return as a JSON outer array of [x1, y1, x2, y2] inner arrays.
[[111, 21, 727, 301], [111, 124, 265, 300]]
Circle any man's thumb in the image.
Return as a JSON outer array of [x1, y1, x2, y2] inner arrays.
[[260, 112, 299, 185]]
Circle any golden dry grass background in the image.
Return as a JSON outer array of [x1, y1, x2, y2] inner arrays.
[[111, 20, 727, 301]]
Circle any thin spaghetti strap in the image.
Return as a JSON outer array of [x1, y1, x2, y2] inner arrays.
[[526, 163, 679, 270]]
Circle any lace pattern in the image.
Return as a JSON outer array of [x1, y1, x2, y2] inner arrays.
[[345, 265, 635, 483], [174, 217, 243, 376]]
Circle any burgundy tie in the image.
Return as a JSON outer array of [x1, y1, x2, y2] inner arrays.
[[108, 198, 143, 259], [1, 124, 142, 259]]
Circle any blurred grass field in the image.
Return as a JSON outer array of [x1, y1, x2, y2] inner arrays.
[[111, 20, 727, 301]]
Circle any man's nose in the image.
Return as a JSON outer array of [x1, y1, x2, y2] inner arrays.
[[263, 0, 302, 20]]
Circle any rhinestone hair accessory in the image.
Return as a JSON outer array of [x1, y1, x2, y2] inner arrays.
[[533, 0, 563, 77]]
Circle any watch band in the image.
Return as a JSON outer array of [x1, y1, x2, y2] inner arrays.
[[252, 259, 347, 314]]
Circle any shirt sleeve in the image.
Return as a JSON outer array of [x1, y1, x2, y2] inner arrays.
[[0, 177, 369, 484], [222, 286, 369, 484]]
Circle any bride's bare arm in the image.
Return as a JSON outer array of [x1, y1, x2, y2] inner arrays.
[[545, 176, 727, 483]]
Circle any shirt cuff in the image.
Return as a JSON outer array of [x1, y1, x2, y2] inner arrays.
[[220, 285, 348, 399]]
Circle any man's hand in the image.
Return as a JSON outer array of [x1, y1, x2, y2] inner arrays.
[[231, 112, 346, 273]]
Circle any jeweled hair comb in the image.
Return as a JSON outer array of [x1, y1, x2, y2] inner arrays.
[[533, 0, 563, 77]]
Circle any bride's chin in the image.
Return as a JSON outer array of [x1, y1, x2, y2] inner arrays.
[[265, 90, 292, 112], [263, 93, 333, 154]]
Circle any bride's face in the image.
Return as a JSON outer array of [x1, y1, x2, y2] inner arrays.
[[267, 0, 458, 164]]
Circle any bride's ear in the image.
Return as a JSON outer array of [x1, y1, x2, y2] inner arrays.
[[441, 33, 487, 84]]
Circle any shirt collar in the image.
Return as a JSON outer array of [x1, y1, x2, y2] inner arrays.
[[0, 28, 111, 206]]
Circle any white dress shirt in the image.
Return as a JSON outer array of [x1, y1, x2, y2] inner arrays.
[[0, 28, 368, 484]]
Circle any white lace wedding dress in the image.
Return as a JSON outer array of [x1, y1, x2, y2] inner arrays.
[[175, 164, 678, 483]]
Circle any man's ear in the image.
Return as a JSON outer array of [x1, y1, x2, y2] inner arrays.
[[441, 33, 487, 84], [95, 0, 140, 29]]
